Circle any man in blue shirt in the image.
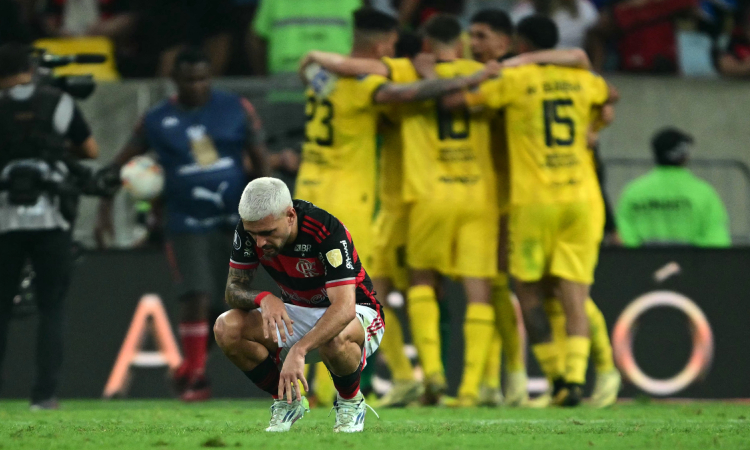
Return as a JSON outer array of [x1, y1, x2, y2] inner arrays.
[[96, 47, 269, 401]]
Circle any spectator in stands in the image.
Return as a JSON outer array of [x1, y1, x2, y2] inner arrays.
[[717, 7, 750, 77], [511, 0, 599, 48], [250, 0, 362, 75], [117, 0, 233, 77], [616, 128, 731, 248], [588, 0, 697, 73], [369, 0, 466, 28], [38, 0, 132, 39]]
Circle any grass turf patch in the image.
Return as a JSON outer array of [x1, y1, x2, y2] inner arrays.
[[1, 400, 748, 449]]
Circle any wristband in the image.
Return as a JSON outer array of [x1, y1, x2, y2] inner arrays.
[[254, 291, 272, 308]]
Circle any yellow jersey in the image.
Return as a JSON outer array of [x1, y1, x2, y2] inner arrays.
[[399, 58, 495, 204], [466, 65, 609, 205], [296, 73, 389, 205], [376, 57, 415, 210]]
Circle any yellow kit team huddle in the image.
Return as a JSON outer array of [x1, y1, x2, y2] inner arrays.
[[295, 9, 621, 408]]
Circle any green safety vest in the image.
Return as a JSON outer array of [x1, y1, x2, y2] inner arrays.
[[616, 166, 731, 247]]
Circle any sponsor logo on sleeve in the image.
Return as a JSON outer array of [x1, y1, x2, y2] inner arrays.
[[340, 240, 354, 270], [326, 249, 343, 268], [233, 231, 242, 250]]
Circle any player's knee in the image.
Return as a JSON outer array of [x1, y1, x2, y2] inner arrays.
[[213, 309, 245, 353], [319, 333, 350, 360]]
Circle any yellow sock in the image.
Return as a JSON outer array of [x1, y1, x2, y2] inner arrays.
[[406, 285, 444, 381], [493, 272, 524, 372], [458, 303, 495, 399], [565, 336, 591, 385], [544, 298, 569, 377], [482, 331, 502, 389], [379, 306, 414, 381], [586, 298, 615, 373], [531, 342, 564, 380], [314, 361, 336, 404]]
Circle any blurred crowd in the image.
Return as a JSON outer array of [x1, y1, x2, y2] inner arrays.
[[2, 0, 750, 77]]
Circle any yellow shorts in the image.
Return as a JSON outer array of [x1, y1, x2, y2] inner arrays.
[[508, 201, 604, 284], [295, 180, 375, 268], [407, 201, 499, 279], [369, 204, 409, 291]]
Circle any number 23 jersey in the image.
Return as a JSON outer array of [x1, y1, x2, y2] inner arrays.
[[296, 73, 389, 209], [466, 65, 609, 205]]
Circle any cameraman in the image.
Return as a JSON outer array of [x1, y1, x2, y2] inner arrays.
[[0, 43, 98, 409]]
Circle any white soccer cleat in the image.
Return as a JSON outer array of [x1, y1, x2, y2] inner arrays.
[[378, 380, 424, 408], [331, 392, 378, 433], [589, 369, 621, 408], [504, 371, 529, 407], [265, 396, 310, 432], [477, 385, 504, 407]]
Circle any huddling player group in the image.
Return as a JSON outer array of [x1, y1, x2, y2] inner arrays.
[[214, 7, 621, 433]]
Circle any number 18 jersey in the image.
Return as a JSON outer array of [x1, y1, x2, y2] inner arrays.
[[466, 65, 609, 205], [399, 59, 495, 205]]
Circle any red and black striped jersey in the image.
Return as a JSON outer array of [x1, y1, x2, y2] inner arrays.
[[229, 200, 381, 313]]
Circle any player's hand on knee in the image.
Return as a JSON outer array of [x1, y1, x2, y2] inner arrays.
[[259, 294, 294, 343], [278, 348, 308, 403]]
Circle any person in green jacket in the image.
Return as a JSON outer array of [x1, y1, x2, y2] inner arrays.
[[616, 128, 731, 247]]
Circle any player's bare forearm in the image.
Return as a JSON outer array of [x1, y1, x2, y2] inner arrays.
[[374, 70, 489, 104], [502, 48, 591, 70], [225, 267, 263, 310], [290, 285, 357, 355], [301, 51, 389, 77]]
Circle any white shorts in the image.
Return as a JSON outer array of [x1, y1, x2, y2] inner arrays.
[[259, 304, 385, 368]]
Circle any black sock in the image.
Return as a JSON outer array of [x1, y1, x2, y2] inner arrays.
[[244, 357, 280, 399], [330, 363, 362, 400]]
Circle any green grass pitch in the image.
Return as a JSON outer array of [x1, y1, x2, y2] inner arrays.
[[1, 400, 749, 449]]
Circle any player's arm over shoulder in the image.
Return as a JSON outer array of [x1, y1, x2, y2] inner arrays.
[[373, 65, 492, 104], [300, 51, 390, 78], [502, 48, 592, 71], [457, 64, 525, 111]]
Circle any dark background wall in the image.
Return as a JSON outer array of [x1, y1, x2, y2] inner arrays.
[[2, 248, 749, 399]]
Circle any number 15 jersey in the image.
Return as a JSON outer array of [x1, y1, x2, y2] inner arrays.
[[466, 65, 609, 206]]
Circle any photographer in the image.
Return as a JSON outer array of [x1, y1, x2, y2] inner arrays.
[[0, 43, 98, 410]]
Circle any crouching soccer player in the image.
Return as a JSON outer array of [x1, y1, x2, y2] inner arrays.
[[214, 178, 384, 432]]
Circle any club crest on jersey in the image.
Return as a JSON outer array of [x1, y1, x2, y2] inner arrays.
[[296, 259, 319, 278], [233, 231, 242, 250], [326, 249, 343, 268]]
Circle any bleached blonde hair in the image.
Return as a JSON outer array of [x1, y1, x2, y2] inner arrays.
[[238, 177, 293, 222]]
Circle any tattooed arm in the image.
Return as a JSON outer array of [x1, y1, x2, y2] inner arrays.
[[373, 67, 495, 104], [225, 267, 265, 310]]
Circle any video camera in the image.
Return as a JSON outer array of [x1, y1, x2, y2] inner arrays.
[[31, 48, 107, 100]]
